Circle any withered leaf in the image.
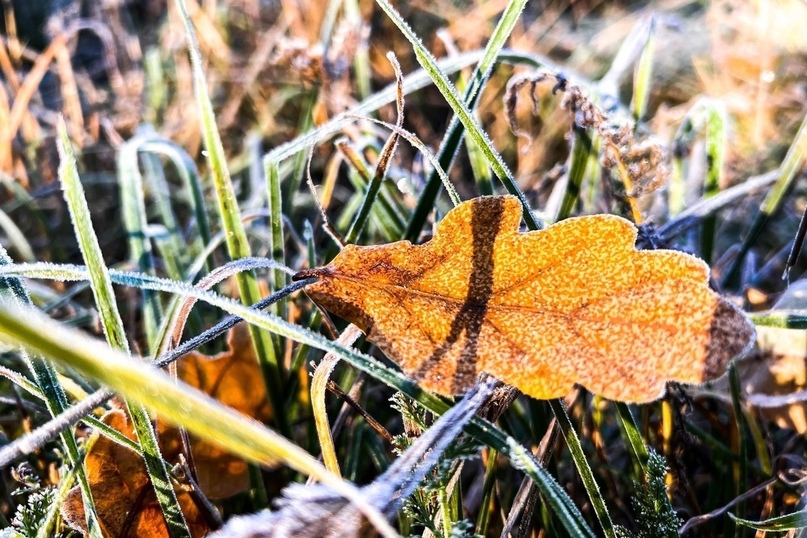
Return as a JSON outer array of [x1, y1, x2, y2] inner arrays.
[[62, 410, 211, 538], [295, 195, 755, 403], [720, 326, 807, 433], [63, 324, 273, 536], [158, 323, 273, 499]]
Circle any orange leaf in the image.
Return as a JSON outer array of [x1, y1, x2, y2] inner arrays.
[[294, 195, 755, 403], [62, 324, 273, 536], [158, 323, 272, 499], [62, 410, 211, 538]]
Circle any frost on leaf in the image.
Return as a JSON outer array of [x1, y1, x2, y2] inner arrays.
[[295, 195, 754, 403]]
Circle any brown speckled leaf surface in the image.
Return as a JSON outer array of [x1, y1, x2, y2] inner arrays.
[[295, 195, 755, 403], [158, 323, 272, 500], [62, 325, 273, 536], [61, 410, 210, 538]]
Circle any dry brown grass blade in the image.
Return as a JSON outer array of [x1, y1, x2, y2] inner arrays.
[[67, 21, 128, 97], [53, 39, 84, 148], [0, 39, 20, 90], [178, 0, 231, 68], [219, 23, 288, 128], [3, 33, 67, 175], [0, 82, 11, 176]]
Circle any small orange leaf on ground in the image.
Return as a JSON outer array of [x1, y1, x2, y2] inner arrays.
[[294, 195, 755, 403], [63, 324, 273, 536], [158, 323, 272, 499], [62, 410, 211, 538]]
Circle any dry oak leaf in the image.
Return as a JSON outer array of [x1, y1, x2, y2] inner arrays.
[[158, 323, 273, 499], [63, 325, 273, 536], [62, 410, 211, 538], [294, 195, 755, 403]]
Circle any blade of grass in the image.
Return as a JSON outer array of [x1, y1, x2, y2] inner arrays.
[[466, 114, 494, 196], [311, 325, 364, 477], [749, 310, 807, 328], [0, 252, 103, 538], [283, 91, 317, 213], [141, 152, 190, 279], [139, 138, 212, 259], [730, 510, 807, 532], [0, 207, 34, 262], [345, 52, 403, 245], [375, 0, 539, 226], [630, 16, 656, 124], [597, 14, 655, 113], [58, 120, 192, 538], [548, 398, 615, 538], [346, 115, 460, 206], [614, 401, 649, 469], [722, 112, 807, 288], [117, 132, 164, 353], [0, 277, 309, 469], [345, 0, 371, 100], [175, 0, 288, 436], [475, 448, 498, 535], [556, 126, 594, 221], [728, 363, 750, 534], [402, 0, 531, 240], [701, 101, 728, 264], [267, 157, 286, 323], [336, 140, 407, 235]]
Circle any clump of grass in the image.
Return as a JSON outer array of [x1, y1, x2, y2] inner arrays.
[[0, 0, 806, 536]]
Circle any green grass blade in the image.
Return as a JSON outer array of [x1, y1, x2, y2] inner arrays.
[[141, 152, 190, 279], [730, 509, 807, 531], [139, 138, 212, 259], [0, 207, 34, 262], [749, 310, 807, 328], [283, 91, 317, 213], [597, 14, 655, 111], [59, 123, 130, 354], [614, 402, 649, 466], [57, 120, 192, 538], [345, 53, 403, 245], [266, 158, 286, 323], [345, 0, 371, 100], [374, 0, 541, 230], [557, 127, 594, 221], [548, 398, 615, 538], [117, 133, 164, 353], [336, 140, 407, 235], [175, 0, 288, 436], [722, 112, 807, 288], [614, 400, 678, 532], [403, 0, 531, 240], [475, 448, 498, 535], [0, 251, 103, 538], [466, 112, 494, 196], [728, 363, 749, 529], [347, 116, 459, 207], [630, 16, 656, 123], [701, 101, 728, 264]]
